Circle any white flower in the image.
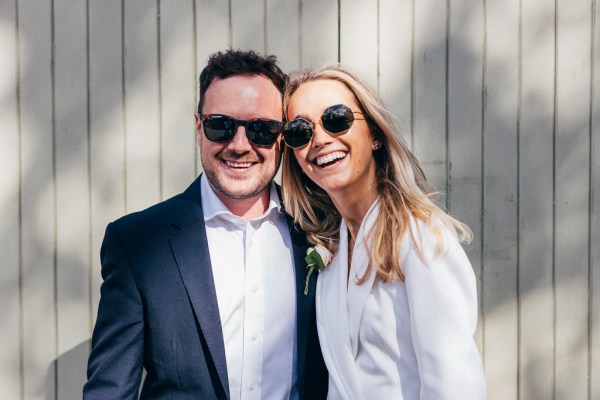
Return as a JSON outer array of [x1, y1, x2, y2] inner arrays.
[[304, 244, 333, 295], [313, 244, 333, 267]]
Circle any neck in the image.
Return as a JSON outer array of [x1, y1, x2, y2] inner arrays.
[[329, 187, 378, 241], [216, 188, 271, 221]]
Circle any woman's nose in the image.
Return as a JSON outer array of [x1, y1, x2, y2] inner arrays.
[[310, 123, 333, 148]]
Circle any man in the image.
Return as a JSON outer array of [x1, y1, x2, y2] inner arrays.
[[84, 50, 328, 399]]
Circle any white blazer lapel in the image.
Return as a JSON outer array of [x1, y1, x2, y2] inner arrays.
[[316, 222, 362, 400], [346, 201, 379, 358]]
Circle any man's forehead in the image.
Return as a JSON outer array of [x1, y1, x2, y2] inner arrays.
[[202, 74, 283, 117], [208, 74, 278, 91]]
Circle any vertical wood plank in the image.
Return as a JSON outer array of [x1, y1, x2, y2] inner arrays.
[[412, 0, 448, 202], [230, 0, 265, 52], [447, 0, 485, 349], [124, 0, 161, 212], [379, 0, 413, 149], [17, 0, 57, 398], [159, 0, 197, 199], [195, 0, 229, 67], [53, 0, 90, 397], [299, 0, 338, 68], [89, 0, 126, 326], [592, 0, 600, 397], [266, 0, 300, 73], [339, 0, 378, 84], [555, 0, 592, 398], [518, 2, 556, 399], [482, 1, 520, 399], [0, 0, 22, 398]]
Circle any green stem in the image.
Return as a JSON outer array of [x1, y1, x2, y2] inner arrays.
[[304, 265, 314, 295]]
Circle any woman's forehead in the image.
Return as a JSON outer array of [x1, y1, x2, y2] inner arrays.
[[288, 79, 358, 116]]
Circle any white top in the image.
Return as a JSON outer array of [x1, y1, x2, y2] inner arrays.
[[201, 175, 298, 400], [316, 200, 487, 400]]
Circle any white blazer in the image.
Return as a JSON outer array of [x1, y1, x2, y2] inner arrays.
[[316, 201, 487, 399]]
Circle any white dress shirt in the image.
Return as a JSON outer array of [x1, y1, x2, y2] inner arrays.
[[200, 175, 298, 400], [316, 200, 487, 399]]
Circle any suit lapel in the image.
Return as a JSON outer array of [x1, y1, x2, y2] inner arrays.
[[346, 202, 379, 358], [289, 216, 312, 375], [316, 222, 362, 400], [168, 177, 229, 398]]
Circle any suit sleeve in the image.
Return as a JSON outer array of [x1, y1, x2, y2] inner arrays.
[[403, 224, 487, 399], [83, 222, 145, 400]]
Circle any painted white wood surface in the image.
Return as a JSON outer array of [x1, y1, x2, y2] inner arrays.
[[88, 0, 126, 327], [299, 0, 338, 68], [379, 0, 413, 149], [159, 0, 197, 199], [266, 0, 300, 73], [555, 0, 592, 398], [1, 0, 598, 398], [53, 0, 91, 398], [17, 1, 57, 398], [482, 1, 520, 399], [412, 0, 449, 204], [124, 0, 161, 212], [0, 0, 21, 399], [519, 1, 555, 399], [231, 0, 265, 52], [339, 0, 378, 84], [447, 0, 485, 349], [592, 1, 600, 398]]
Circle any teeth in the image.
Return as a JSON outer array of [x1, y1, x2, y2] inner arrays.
[[315, 151, 346, 166], [226, 161, 252, 168]]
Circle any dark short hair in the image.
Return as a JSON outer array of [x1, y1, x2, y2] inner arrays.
[[197, 49, 287, 113]]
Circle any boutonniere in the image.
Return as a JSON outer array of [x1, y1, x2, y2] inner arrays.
[[304, 244, 333, 295]]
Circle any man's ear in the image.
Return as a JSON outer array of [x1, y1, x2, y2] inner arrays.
[[194, 112, 201, 130], [194, 113, 203, 146]]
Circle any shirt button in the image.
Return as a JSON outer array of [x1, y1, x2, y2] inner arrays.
[[252, 286, 258, 293], [249, 384, 255, 390], [252, 334, 257, 341]]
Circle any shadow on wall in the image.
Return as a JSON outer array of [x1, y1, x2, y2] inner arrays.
[[46, 340, 89, 400]]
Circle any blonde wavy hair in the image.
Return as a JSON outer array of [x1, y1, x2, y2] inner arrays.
[[281, 64, 472, 283]]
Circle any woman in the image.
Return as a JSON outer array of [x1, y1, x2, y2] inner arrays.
[[281, 65, 487, 399]]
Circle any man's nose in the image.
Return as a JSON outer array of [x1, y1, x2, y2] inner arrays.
[[228, 125, 253, 152]]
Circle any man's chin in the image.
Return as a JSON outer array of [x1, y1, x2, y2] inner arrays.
[[212, 178, 270, 200]]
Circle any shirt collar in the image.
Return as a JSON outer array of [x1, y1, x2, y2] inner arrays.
[[200, 173, 282, 223]]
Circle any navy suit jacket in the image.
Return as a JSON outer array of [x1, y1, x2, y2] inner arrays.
[[84, 176, 328, 399]]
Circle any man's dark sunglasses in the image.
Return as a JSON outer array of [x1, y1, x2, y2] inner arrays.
[[200, 114, 283, 147], [282, 104, 364, 149]]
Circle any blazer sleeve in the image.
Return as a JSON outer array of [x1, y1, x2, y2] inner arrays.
[[83, 222, 145, 400], [403, 224, 487, 399]]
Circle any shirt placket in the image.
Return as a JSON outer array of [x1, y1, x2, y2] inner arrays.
[[241, 220, 263, 400]]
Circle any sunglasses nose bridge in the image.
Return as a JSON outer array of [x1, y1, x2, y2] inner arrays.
[[310, 119, 334, 147], [228, 120, 253, 149], [312, 119, 326, 135]]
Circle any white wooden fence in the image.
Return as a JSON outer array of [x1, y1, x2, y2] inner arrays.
[[0, 0, 598, 399]]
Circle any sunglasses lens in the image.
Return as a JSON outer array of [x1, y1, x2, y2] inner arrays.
[[203, 115, 281, 146], [202, 115, 235, 142], [283, 119, 313, 148], [322, 104, 354, 133], [246, 120, 282, 146]]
